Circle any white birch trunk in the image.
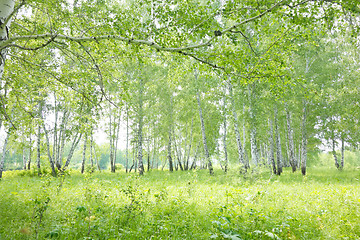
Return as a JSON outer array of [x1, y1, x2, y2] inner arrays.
[[274, 106, 282, 175], [301, 102, 307, 176], [268, 118, 276, 174], [0, 0, 15, 80], [137, 78, 144, 175], [81, 133, 87, 174], [196, 91, 214, 175], [332, 135, 339, 169], [228, 81, 246, 171], [0, 128, 10, 178], [285, 104, 296, 172], [222, 93, 228, 173], [126, 106, 129, 173], [340, 137, 344, 169]]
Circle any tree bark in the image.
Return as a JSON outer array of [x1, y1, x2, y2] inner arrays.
[[126, 105, 129, 173], [27, 135, 32, 170], [340, 137, 344, 169], [301, 101, 307, 176], [196, 90, 214, 175], [285, 103, 296, 172], [42, 122, 57, 177], [0, 128, 10, 179], [274, 106, 282, 175], [62, 132, 83, 171], [137, 78, 145, 175], [0, 0, 15, 80], [247, 84, 260, 166], [332, 134, 340, 169], [268, 118, 276, 175], [228, 81, 246, 172], [37, 121, 41, 176], [185, 118, 193, 171], [81, 133, 88, 174], [222, 90, 228, 173]]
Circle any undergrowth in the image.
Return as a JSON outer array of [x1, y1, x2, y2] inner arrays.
[[0, 167, 359, 239]]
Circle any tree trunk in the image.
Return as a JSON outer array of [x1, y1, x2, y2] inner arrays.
[[57, 110, 68, 170], [222, 91, 228, 173], [196, 91, 214, 175], [90, 131, 93, 167], [62, 132, 83, 171], [274, 106, 282, 175], [340, 137, 344, 170], [268, 118, 276, 175], [27, 135, 32, 170], [81, 133, 88, 174], [0, 128, 10, 179], [185, 118, 193, 171], [37, 122, 41, 176], [228, 81, 246, 172], [332, 135, 340, 169], [126, 106, 129, 173], [0, 0, 15, 80], [42, 123, 57, 177], [137, 78, 145, 175], [301, 101, 307, 176], [173, 130, 184, 171], [22, 149, 26, 170], [285, 104, 296, 172], [248, 85, 259, 166]]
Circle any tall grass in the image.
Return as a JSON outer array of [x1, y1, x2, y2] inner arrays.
[[0, 167, 359, 239]]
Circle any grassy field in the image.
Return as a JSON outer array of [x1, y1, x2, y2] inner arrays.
[[0, 167, 359, 239]]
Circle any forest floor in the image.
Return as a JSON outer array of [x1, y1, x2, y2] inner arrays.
[[0, 167, 359, 239]]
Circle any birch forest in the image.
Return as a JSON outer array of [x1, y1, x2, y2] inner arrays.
[[1, 0, 360, 239]]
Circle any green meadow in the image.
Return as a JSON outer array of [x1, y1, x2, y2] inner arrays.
[[1, 168, 359, 240]]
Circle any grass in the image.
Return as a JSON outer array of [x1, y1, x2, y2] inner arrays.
[[0, 167, 359, 239]]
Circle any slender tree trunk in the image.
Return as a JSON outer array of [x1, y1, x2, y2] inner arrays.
[[285, 104, 296, 172], [126, 106, 129, 173], [248, 85, 259, 166], [340, 137, 344, 170], [268, 118, 276, 175], [196, 90, 214, 175], [37, 122, 41, 176], [274, 106, 282, 175], [243, 104, 249, 168], [167, 96, 174, 172], [114, 113, 121, 172], [301, 102, 307, 176], [52, 94, 58, 168], [228, 81, 246, 171], [0, 129, 10, 179], [57, 110, 68, 170], [0, 0, 15, 80], [185, 118, 193, 171], [42, 123, 57, 177], [90, 131, 93, 167], [27, 135, 32, 170], [147, 132, 151, 172], [190, 144, 200, 170], [22, 149, 26, 170], [332, 134, 340, 169], [173, 129, 184, 171], [62, 132, 83, 171], [109, 112, 115, 172], [81, 133, 88, 174], [137, 78, 145, 175], [222, 91, 228, 173]]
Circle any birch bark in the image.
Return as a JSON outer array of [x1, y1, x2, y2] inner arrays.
[[196, 91, 213, 175], [0, 128, 10, 178], [228, 81, 246, 171], [285, 104, 296, 172]]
